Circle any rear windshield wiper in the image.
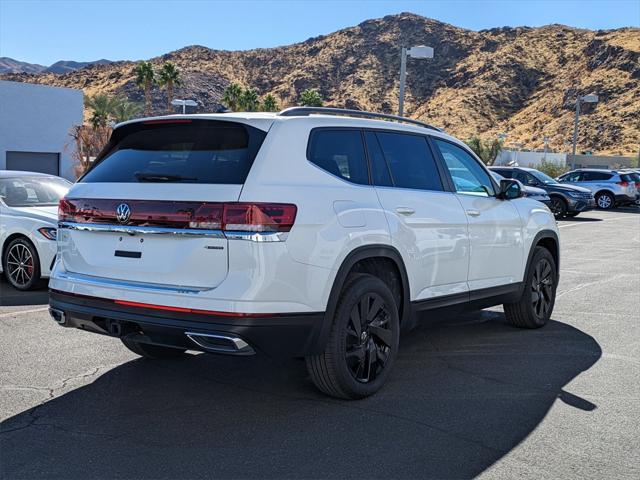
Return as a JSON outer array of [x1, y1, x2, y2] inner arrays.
[[134, 172, 198, 182]]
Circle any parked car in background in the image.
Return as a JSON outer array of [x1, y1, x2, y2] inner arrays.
[[1, 171, 72, 290], [620, 170, 640, 203], [490, 166, 594, 218], [490, 171, 551, 208], [556, 169, 638, 210]]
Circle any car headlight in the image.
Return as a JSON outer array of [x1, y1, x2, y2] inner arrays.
[[37, 227, 57, 240], [566, 192, 580, 198]]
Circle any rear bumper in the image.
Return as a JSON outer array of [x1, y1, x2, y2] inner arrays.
[[49, 290, 326, 358], [615, 193, 637, 205]]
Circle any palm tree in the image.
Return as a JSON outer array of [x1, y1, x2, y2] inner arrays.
[[300, 88, 323, 107], [239, 88, 259, 111], [261, 94, 278, 112], [112, 99, 143, 123], [221, 82, 243, 111], [158, 62, 182, 112], [134, 61, 156, 116], [85, 93, 118, 128]]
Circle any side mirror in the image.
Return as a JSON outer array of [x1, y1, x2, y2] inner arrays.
[[499, 179, 523, 200]]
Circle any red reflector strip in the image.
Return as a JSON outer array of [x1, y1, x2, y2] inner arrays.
[[113, 299, 270, 317]]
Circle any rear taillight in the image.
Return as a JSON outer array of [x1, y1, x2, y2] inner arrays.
[[223, 203, 297, 232], [58, 198, 74, 222], [58, 199, 297, 232], [617, 181, 629, 187]]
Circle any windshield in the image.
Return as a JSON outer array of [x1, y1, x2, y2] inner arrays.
[[529, 170, 558, 185], [0, 176, 71, 207]]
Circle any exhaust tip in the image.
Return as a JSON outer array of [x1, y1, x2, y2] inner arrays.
[[185, 332, 255, 355], [48, 307, 66, 325]]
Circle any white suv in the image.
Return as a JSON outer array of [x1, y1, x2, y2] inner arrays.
[[49, 107, 560, 399]]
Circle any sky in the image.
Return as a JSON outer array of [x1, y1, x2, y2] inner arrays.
[[1, 0, 638, 66]]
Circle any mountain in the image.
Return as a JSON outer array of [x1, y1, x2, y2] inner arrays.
[[44, 59, 113, 74], [1, 13, 637, 155], [0, 57, 46, 74], [0, 57, 113, 74]]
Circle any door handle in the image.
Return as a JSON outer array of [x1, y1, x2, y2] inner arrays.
[[466, 209, 481, 217], [396, 207, 415, 216]]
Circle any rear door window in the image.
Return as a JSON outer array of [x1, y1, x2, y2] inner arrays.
[[307, 129, 369, 185], [373, 131, 443, 191], [364, 131, 393, 187], [81, 120, 267, 184], [582, 172, 612, 181]]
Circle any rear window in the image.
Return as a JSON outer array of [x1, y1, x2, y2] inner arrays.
[[81, 120, 267, 184], [307, 129, 369, 185]]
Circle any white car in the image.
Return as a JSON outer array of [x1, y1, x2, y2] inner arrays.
[[49, 108, 560, 399], [1, 171, 72, 290]]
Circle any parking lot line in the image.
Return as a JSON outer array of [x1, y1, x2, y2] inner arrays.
[[0, 306, 48, 318]]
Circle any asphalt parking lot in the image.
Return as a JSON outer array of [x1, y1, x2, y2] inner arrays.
[[1, 208, 638, 479]]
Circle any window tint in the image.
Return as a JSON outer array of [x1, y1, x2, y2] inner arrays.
[[492, 169, 512, 178], [434, 139, 495, 196], [513, 170, 538, 186], [307, 129, 369, 185], [374, 132, 442, 191], [364, 131, 392, 187], [582, 171, 612, 181], [82, 120, 266, 184]]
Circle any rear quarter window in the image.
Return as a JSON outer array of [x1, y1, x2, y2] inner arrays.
[[307, 129, 369, 185], [81, 120, 267, 184]]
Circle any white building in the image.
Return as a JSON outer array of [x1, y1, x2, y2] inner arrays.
[[0, 80, 83, 180]]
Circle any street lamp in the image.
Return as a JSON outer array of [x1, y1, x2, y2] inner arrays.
[[398, 45, 434, 117], [571, 93, 598, 155], [171, 98, 198, 114]]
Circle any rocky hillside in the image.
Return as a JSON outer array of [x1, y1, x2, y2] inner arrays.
[[2, 13, 638, 155]]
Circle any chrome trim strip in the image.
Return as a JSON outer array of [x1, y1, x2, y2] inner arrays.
[[224, 231, 289, 242], [55, 270, 210, 294], [58, 222, 287, 242], [58, 222, 224, 238], [185, 332, 255, 355]]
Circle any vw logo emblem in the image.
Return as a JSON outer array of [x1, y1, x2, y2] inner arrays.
[[115, 203, 131, 224]]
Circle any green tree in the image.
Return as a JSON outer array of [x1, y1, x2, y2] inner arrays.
[[85, 93, 119, 128], [299, 88, 323, 107], [158, 62, 182, 112], [261, 93, 278, 112], [221, 82, 243, 111], [465, 135, 503, 165], [239, 88, 259, 111], [134, 61, 156, 116], [112, 99, 143, 123]]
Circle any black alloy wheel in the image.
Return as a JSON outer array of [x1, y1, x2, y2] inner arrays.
[[306, 274, 400, 399], [345, 292, 393, 383], [531, 257, 554, 321]]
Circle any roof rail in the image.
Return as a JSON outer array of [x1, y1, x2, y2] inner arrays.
[[277, 107, 443, 132]]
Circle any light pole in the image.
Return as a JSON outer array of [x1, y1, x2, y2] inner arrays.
[[171, 99, 198, 114], [571, 93, 598, 155], [543, 136, 549, 161], [398, 45, 433, 117]]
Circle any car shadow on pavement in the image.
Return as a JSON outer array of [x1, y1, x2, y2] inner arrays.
[[0, 277, 48, 306], [0, 311, 601, 479]]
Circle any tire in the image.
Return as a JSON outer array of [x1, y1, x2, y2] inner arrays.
[[549, 196, 567, 219], [565, 212, 580, 218], [504, 246, 557, 329], [596, 192, 614, 210], [121, 338, 187, 359], [306, 274, 400, 399], [2, 237, 41, 291]]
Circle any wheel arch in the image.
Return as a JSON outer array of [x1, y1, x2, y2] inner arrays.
[[526, 230, 560, 280], [315, 245, 412, 353]]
